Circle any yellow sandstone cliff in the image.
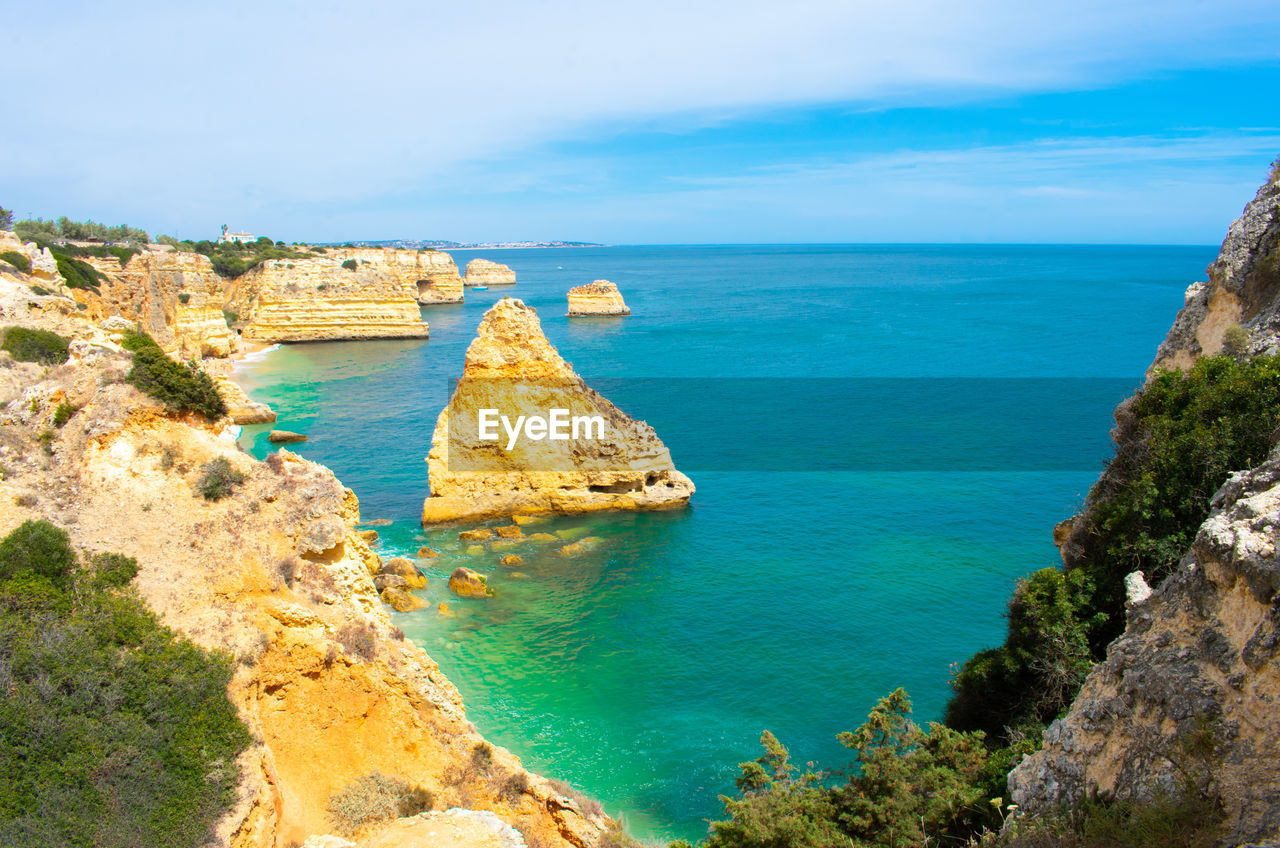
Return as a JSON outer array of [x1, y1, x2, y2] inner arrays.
[[0, 265, 607, 848], [566, 281, 628, 316], [464, 258, 517, 286], [422, 297, 692, 524], [84, 248, 238, 359], [226, 249, 458, 343]]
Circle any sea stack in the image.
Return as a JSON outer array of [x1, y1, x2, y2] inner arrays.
[[464, 258, 517, 286], [567, 280, 629, 316], [422, 297, 693, 524]]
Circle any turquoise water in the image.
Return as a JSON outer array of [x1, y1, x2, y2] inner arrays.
[[234, 244, 1215, 843]]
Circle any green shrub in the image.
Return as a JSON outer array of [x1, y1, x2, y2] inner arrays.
[[2, 326, 69, 364], [52, 252, 101, 290], [52, 401, 75, 428], [0, 251, 30, 273], [178, 292, 192, 304], [327, 771, 432, 836], [121, 330, 226, 419], [341, 259, 358, 271], [222, 309, 238, 327], [701, 690, 996, 848], [0, 206, 11, 229], [0, 523, 249, 848], [28, 285, 52, 296], [196, 457, 245, 501]]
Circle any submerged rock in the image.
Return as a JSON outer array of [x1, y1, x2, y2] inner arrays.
[[448, 567, 492, 598], [416, 546, 439, 558], [422, 298, 692, 524], [459, 528, 494, 542], [381, 586, 426, 612], [500, 554, 524, 567]]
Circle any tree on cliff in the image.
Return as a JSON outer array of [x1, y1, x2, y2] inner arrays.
[[0, 206, 12, 229]]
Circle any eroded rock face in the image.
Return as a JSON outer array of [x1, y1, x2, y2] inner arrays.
[[1009, 452, 1280, 843], [0, 230, 61, 281], [422, 298, 692, 524], [1151, 172, 1280, 370], [566, 280, 628, 316], [465, 258, 517, 286], [226, 249, 443, 342], [86, 249, 238, 359]]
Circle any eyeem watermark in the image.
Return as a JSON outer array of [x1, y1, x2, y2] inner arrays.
[[478, 408, 606, 450]]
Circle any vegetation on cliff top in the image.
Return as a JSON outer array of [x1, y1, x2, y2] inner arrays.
[[121, 330, 226, 419], [0, 251, 30, 274], [0, 520, 251, 848], [2, 327, 70, 365], [157, 235, 319, 279], [13, 216, 148, 247]]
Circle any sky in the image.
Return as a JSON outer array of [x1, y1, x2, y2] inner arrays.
[[2, 0, 1278, 244]]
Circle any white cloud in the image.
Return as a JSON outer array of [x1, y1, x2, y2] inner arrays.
[[2, 0, 1277, 236]]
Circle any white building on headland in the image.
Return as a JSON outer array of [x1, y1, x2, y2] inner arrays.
[[217, 224, 255, 244]]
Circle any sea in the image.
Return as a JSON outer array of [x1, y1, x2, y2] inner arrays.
[[232, 244, 1216, 843]]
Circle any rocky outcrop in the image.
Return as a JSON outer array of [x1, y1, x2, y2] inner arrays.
[[87, 249, 238, 359], [1010, 453, 1280, 843], [203, 359, 277, 424], [422, 298, 692, 524], [1012, 165, 1280, 843], [226, 249, 441, 342], [566, 281, 628, 316], [0, 306, 609, 848], [1151, 170, 1280, 370], [465, 259, 517, 286], [0, 229, 61, 282], [414, 251, 465, 304]]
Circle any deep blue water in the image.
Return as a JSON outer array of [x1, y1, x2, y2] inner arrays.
[[233, 244, 1214, 842]]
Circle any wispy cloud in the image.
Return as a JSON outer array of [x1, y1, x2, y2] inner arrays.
[[1, 1, 1277, 239]]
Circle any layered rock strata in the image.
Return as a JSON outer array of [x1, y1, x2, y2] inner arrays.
[[465, 258, 517, 286], [566, 281, 628, 316], [422, 297, 692, 524], [226, 249, 446, 342], [86, 249, 238, 359]]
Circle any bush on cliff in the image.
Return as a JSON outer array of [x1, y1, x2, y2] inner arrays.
[[2, 326, 70, 365], [948, 355, 1280, 740], [196, 456, 245, 501], [341, 258, 358, 271], [52, 252, 101, 290], [327, 771, 433, 836], [697, 690, 1000, 848], [0, 520, 250, 848], [121, 330, 226, 419]]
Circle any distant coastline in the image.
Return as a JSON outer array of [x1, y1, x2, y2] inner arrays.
[[322, 239, 606, 250]]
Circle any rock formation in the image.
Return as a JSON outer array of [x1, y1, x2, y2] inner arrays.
[[1010, 165, 1280, 843], [86, 249, 238, 359], [0, 269, 609, 847], [465, 258, 517, 286], [1151, 169, 1280, 370], [225, 249, 445, 343], [0, 229, 61, 282], [422, 298, 692, 524], [1010, 452, 1280, 842], [413, 250, 466, 304], [566, 281, 629, 316]]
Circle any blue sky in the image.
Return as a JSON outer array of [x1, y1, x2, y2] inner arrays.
[[2, 0, 1278, 244]]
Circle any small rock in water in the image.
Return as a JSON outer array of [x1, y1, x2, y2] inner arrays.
[[268, 430, 308, 443], [417, 546, 440, 558], [448, 567, 492, 598], [500, 554, 524, 567], [363, 518, 392, 527], [495, 525, 524, 539], [459, 528, 494, 542]]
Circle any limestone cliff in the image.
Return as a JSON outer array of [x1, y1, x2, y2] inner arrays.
[[414, 250, 466, 304], [85, 248, 238, 359], [465, 259, 517, 286], [422, 297, 692, 524], [0, 229, 62, 282], [1011, 165, 1280, 842], [1151, 169, 1280, 370], [226, 249, 445, 343], [0, 284, 607, 847], [566, 281, 628, 316]]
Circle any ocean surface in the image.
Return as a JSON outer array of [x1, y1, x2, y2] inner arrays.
[[233, 244, 1215, 842]]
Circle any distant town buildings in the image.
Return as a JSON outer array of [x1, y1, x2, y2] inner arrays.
[[217, 224, 255, 244]]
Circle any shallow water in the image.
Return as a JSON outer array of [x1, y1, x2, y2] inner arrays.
[[235, 244, 1213, 842]]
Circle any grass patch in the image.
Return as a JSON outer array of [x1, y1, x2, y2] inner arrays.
[[327, 772, 432, 836], [2, 327, 69, 365], [0, 251, 30, 274]]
